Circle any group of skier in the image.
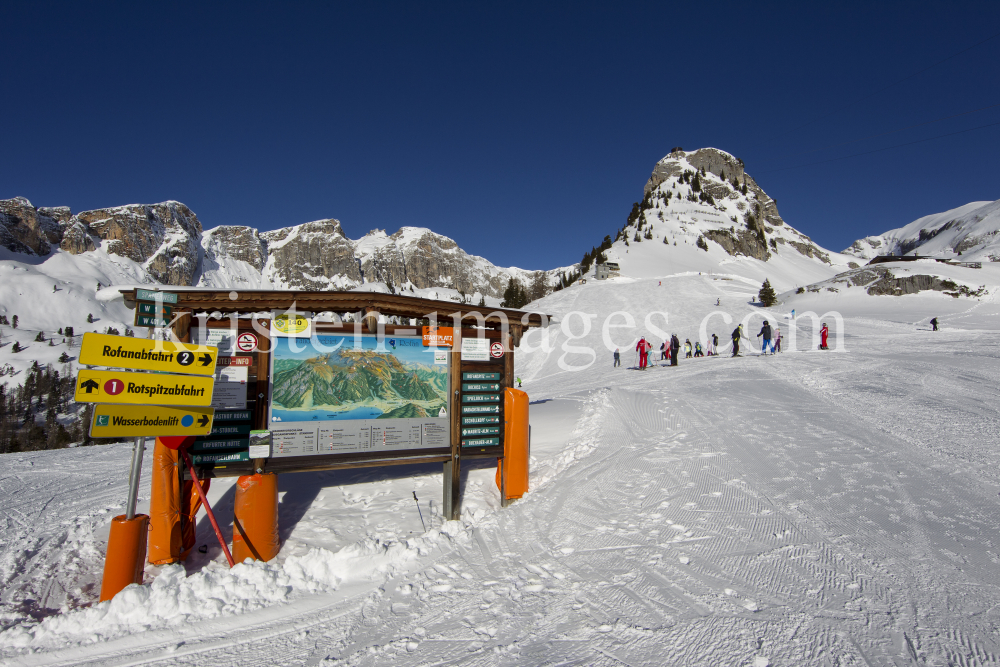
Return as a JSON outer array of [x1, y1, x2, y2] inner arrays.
[[619, 320, 838, 368], [627, 331, 723, 370]]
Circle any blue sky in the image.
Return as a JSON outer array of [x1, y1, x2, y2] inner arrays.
[[2, 2, 998, 270]]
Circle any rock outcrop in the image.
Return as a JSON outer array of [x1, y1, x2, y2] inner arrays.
[[0, 197, 63, 255], [630, 148, 830, 263], [75, 202, 203, 285], [262, 219, 362, 290]]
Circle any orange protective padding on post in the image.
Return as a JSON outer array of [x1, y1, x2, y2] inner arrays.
[[100, 514, 149, 602], [232, 474, 280, 563], [148, 439, 210, 564], [497, 387, 530, 499]]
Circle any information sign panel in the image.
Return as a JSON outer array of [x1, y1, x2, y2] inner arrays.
[[136, 289, 178, 304], [189, 438, 249, 452], [79, 332, 218, 375], [74, 369, 214, 406], [462, 372, 501, 381], [135, 314, 170, 328], [461, 415, 500, 425], [462, 393, 501, 403], [461, 404, 500, 414], [462, 382, 501, 392], [90, 404, 215, 438], [193, 328, 237, 356], [462, 437, 500, 447], [461, 426, 500, 437], [190, 450, 249, 465], [209, 356, 250, 409], [460, 337, 489, 361], [268, 334, 450, 456], [137, 302, 173, 317]]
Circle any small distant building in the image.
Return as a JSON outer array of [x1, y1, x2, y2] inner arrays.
[[595, 262, 620, 280]]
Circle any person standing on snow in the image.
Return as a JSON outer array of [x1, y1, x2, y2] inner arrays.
[[820, 323, 829, 349], [731, 325, 744, 357], [694, 341, 704, 357], [930, 317, 938, 331], [670, 334, 680, 366], [614, 348, 621, 367], [774, 328, 782, 353], [684, 339, 693, 358], [636, 337, 651, 370], [712, 333, 719, 356], [757, 320, 773, 355], [660, 341, 667, 361]]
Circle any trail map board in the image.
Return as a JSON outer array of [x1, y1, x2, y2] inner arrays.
[[267, 334, 451, 456]]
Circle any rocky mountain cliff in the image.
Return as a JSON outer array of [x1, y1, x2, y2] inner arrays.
[[0, 197, 547, 298], [582, 148, 850, 291], [845, 199, 1000, 262]]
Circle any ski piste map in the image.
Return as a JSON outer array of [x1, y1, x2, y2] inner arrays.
[[268, 334, 448, 423]]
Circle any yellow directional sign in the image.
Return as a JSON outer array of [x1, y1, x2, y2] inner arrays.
[[90, 404, 215, 438], [78, 332, 218, 375], [75, 370, 215, 406]]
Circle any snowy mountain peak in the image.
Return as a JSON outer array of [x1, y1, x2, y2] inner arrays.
[[586, 148, 850, 291], [844, 199, 1000, 262]]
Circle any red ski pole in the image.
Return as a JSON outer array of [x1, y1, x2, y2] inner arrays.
[[179, 448, 236, 568]]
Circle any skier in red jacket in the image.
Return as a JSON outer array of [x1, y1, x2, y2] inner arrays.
[[636, 337, 651, 369], [820, 323, 829, 350]]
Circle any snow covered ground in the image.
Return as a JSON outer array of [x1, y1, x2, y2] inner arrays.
[[3, 262, 1000, 665]]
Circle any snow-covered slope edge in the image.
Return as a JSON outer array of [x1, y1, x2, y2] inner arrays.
[[845, 199, 1000, 261]]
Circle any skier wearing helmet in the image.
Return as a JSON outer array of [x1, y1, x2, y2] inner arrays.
[[757, 320, 773, 355]]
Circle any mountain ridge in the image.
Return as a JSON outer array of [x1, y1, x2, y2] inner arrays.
[[844, 199, 1000, 262], [0, 197, 555, 299]]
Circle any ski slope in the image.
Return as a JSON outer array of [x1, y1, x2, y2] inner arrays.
[[3, 266, 1000, 665]]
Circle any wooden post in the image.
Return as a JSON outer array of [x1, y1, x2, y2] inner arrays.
[[444, 348, 462, 520]]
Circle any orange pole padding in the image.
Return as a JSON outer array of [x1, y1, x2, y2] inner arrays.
[[497, 387, 530, 500], [179, 448, 235, 568], [100, 513, 149, 602], [148, 439, 210, 564], [232, 474, 280, 563]]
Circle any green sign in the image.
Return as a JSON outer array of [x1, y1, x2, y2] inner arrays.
[[135, 315, 169, 328], [462, 437, 500, 447], [215, 410, 252, 422], [190, 450, 249, 464], [462, 372, 501, 381], [462, 404, 500, 414], [462, 382, 501, 392], [137, 302, 173, 316], [462, 415, 500, 425], [461, 426, 500, 437], [463, 393, 500, 403], [209, 423, 253, 436], [190, 438, 249, 451], [136, 289, 178, 304]]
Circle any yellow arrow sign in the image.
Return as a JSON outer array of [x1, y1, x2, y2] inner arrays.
[[78, 332, 218, 375], [75, 370, 214, 406], [90, 404, 215, 438]]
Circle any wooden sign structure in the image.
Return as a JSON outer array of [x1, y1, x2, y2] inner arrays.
[[118, 288, 546, 520]]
